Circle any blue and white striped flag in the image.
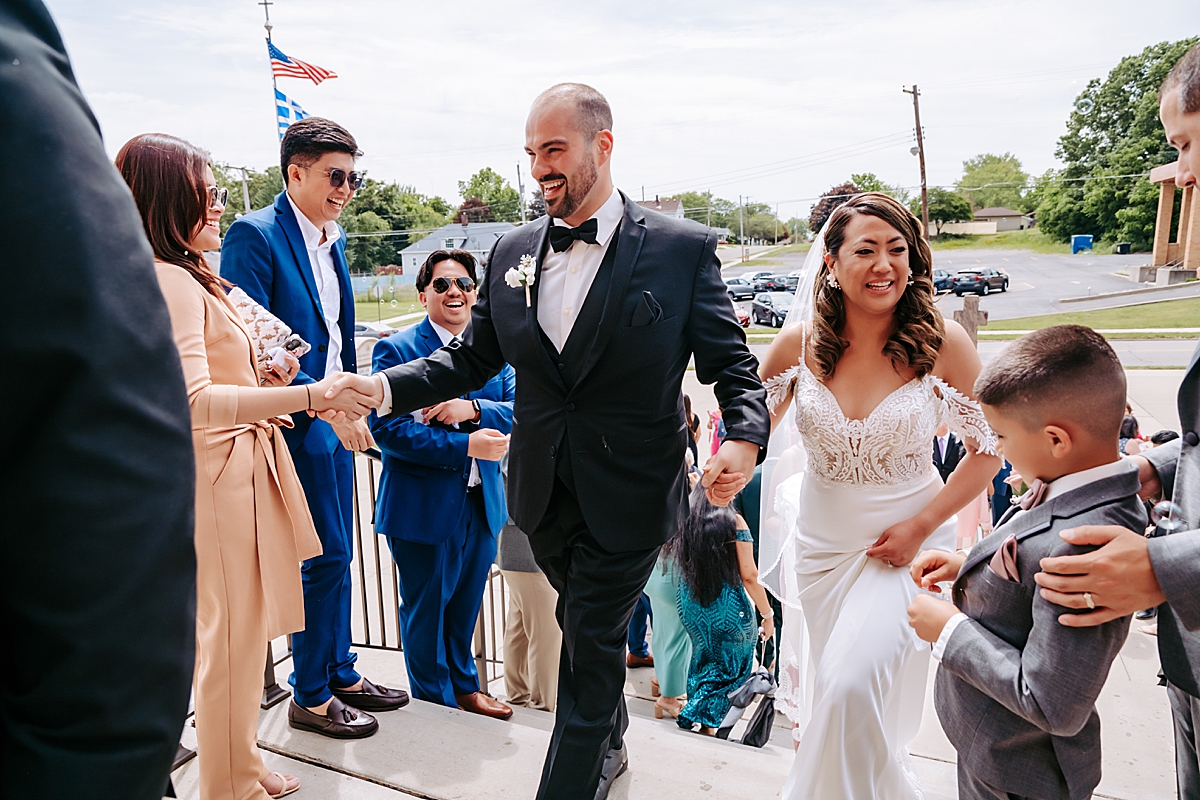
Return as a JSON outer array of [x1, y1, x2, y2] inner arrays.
[[276, 89, 310, 140]]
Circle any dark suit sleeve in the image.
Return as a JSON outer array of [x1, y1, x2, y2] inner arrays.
[[369, 337, 469, 469], [941, 539, 1130, 737], [1150, 530, 1200, 630], [221, 220, 313, 387], [381, 240, 507, 414], [0, 4, 196, 797], [477, 365, 515, 434], [685, 228, 769, 453]]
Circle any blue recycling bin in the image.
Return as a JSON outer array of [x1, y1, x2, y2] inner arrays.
[[1071, 234, 1094, 254]]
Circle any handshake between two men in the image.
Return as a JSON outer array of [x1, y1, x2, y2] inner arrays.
[[311, 372, 511, 462]]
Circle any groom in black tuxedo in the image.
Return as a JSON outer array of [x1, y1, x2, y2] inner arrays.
[[331, 83, 768, 799]]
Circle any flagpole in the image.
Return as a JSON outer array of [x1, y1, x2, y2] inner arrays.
[[259, 0, 279, 140]]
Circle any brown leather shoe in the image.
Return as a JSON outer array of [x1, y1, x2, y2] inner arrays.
[[287, 697, 378, 739], [626, 652, 654, 668], [455, 691, 513, 720]]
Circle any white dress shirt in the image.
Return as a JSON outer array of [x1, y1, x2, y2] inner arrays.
[[537, 187, 624, 352], [287, 193, 343, 378], [931, 457, 1138, 661], [426, 320, 480, 488], [375, 186, 625, 411]]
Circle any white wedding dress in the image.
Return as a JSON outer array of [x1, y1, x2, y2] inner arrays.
[[762, 329, 996, 800]]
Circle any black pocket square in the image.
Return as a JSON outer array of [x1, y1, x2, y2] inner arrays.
[[631, 291, 663, 326]]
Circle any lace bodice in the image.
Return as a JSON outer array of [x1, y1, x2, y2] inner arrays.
[[765, 355, 997, 488]]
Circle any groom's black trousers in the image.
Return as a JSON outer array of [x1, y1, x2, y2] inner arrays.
[[528, 477, 661, 800]]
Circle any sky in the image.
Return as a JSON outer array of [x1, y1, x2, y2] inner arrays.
[[45, 0, 1200, 224]]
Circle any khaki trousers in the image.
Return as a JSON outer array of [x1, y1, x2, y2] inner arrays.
[[194, 500, 271, 800], [501, 570, 562, 712]]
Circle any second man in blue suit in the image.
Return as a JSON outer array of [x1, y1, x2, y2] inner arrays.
[[371, 250, 517, 719]]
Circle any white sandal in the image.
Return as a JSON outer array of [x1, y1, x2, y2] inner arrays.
[[263, 771, 300, 799]]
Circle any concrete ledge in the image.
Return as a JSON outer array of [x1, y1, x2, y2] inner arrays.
[[1059, 280, 1200, 304]]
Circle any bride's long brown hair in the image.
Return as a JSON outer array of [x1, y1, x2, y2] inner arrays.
[[810, 192, 943, 380]]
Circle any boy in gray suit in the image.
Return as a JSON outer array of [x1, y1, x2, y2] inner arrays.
[[908, 325, 1146, 800]]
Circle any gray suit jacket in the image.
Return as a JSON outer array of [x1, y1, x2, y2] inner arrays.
[[1146, 340, 1200, 697], [936, 468, 1145, 800]]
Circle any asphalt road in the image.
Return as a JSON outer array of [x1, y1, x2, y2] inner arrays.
[[723, 248, 1151, 321], [749, 338, 1198, 369]]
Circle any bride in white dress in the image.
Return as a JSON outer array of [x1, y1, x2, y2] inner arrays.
[[758, 193, 999, 799]]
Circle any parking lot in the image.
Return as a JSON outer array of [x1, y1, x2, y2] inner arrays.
[[724, 247, 1151, 323]]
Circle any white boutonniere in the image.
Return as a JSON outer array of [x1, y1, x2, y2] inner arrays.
[[504, 254, 537, 307]]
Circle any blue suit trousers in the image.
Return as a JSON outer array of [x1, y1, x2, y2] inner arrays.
[[388, 491, 497, 707], [288, 441, 361, 707]]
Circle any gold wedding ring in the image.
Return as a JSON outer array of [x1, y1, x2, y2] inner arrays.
[[1084, 592, 1096, 610]]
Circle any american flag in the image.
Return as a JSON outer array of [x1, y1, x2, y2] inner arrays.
[[268, 41, 337, 85]]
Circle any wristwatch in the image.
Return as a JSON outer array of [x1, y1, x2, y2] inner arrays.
[[471, 398, 482, 423]]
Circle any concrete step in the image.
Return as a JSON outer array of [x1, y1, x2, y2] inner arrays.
[[174, 628, 1173, 800]]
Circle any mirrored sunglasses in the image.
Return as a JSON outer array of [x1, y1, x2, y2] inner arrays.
[[315, 167, 364, 191]]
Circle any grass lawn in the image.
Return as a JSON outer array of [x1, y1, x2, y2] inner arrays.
[[355, 299, 423, 324], [930, 229, 1072, 254], [770, 242, 812, 254], [984, 297, 1200, 331]]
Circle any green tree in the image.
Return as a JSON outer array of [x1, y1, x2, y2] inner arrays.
[[213, 164, 284, 234], [785, 217, 810, 240], [956, 153, 1030, 211], [809, 182, 860, 232], [528, 188, 546, 219], [1035, 37, 1198, 250], [671, 191, 739, 230], [850, 173, 911, 205], [458, 167, 522, 222], [910, 188, 973, 236]]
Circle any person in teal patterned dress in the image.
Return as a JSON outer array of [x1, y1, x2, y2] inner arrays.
[[674, 484, 776, 734]]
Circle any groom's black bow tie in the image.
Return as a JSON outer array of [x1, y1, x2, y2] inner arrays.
[[549, 218, 599, 253]]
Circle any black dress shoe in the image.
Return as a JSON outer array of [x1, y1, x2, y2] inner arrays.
[[332, 677, 410, 712], [594, 745, 628, 800], [288, 697, 378, 739]]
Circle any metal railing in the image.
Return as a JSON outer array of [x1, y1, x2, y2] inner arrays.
[[349, 450, 509, 687]]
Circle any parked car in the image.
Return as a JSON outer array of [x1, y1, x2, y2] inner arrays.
[[729, 297, 751, 328], [751, 274, 789, 293], [744, 270, 774, 284], [354, 321, 399, 341], [932, 269, 953, 292], [725, 276, 756, 301], [951, 268, 1009, 296], [784, 274, 800, 292], [751, 292, 793, 328]]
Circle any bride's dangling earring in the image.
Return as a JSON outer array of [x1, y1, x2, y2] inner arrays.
[[825, 272, 840, 290]]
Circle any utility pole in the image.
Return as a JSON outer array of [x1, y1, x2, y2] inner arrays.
[[903, 84, 930, 242], [234, 166, 252, 216], [738, 195, 746, 262], [774, 203, 779, 245], [705, 189, 711, 228], [516, 162, 526, 224]]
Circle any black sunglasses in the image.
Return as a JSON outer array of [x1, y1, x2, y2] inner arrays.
[[430, 276, 476, 294], [308, 166, 364, 191]]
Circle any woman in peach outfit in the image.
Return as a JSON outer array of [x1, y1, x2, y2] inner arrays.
[[117, 134, 374, 800]]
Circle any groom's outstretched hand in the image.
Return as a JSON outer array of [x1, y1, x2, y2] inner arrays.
[[702, 439, 759, 506]]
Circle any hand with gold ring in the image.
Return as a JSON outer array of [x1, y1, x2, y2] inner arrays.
[[1035, 525, 1166, 626]]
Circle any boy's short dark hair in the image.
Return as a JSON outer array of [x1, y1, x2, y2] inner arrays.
[[1151, 429, 1181, 446], [974, 325, 1126, 440], [280, 117, 362, 186], [416, 249, 478, 293]]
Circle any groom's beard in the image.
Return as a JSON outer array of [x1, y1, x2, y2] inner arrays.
[[545, 154, 598, 220]]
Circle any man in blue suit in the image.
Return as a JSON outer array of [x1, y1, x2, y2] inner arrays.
[[371, 249, 516, 718], [221, 118, 408, 740]]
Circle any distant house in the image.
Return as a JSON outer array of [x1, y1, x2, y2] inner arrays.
[[397, 221, 517, 276], [973, 207, 1034, 232], [636, 196, 685, 220]]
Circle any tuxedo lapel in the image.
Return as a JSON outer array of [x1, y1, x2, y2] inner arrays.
[[572, 195, 646, 388], [274, 193, 326, 326]]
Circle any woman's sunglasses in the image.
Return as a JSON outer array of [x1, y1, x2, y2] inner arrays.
[[307, 166, 364, 191], [206, 185, 228, 209], [430, 276, 477, 294]]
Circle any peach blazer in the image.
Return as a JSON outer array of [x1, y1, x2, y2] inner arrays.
[[155, 262, 321, 639]]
